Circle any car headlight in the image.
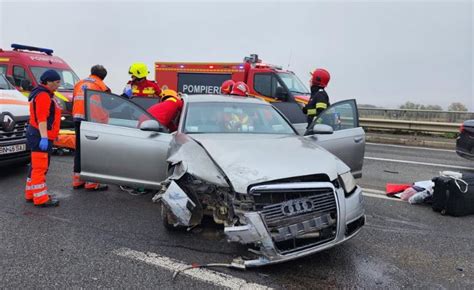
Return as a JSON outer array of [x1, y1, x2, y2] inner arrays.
[[339, 172, 356, 196]]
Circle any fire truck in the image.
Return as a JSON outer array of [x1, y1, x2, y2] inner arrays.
[[0, 44, 79, 127], [155, 54, 311, 123]]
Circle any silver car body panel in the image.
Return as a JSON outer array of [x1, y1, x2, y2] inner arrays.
[[161, 181, 196, 226], [80, 121, 172, 189], [307, 127, 366, 178], [187, 134, 341, 193]]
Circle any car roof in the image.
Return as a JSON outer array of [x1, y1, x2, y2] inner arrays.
[[182, 94, 270, 105]]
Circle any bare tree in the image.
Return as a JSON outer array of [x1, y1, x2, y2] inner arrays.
[[448, 102, 468, 112], [399, 101, 443, 110]]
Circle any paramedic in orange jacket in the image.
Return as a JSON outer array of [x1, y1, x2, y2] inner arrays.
[[24, 70, 62, 207], [123, 62, 161, 98], [72, 65, 109, 191], [147, 89, 183, 132]]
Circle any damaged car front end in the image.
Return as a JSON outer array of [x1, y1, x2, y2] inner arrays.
[[155, 132, 365, 268]]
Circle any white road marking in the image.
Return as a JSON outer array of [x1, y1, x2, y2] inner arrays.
[[362, 188, 385, 195], [366, 142, 456, 153], [113, 248, 271, 290], [364, 156, 474, 171], [362, 188, 404, 202]]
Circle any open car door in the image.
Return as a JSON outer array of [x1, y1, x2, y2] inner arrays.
[[80, 90, 172, 189], [307, 99, 365, 178]]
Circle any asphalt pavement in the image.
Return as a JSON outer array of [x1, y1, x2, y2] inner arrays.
[[0, 143, 473, 288]]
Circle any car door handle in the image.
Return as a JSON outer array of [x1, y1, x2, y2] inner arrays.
[[85, 134, 99, 140], [353, 136, 363, 143]]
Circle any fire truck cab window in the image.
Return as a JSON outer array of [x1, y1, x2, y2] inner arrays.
[[13, 66, 31, 88], [254, 73, 285, 99], [0, 65, 7, 76]]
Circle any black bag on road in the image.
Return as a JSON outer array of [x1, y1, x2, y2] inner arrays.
[[432, 174, 474, 217]]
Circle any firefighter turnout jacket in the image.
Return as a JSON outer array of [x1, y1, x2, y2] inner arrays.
[[128, 79, 161, 97], [303, 86, 330, 118], [147, 97, 183, 132]]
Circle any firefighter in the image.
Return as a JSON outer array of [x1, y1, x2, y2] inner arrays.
[[24, 70, 62, 207], [302, 68, 330, 127], [72, 65, 109, 191], [146, 89, 183, 132], [124, 62, 161, 98], [220, 80, 235, 95], [230, 81, 249, 96]]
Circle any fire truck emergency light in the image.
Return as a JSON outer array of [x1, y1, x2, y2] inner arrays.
[[11, 44, 54, 55]]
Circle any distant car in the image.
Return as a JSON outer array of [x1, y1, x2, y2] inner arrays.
[[456, 120, 474, 160], [78, 90, 365, 267], [0, 74, 30, 166]]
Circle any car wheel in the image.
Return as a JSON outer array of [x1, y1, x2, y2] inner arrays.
[[161, 203, 182, 231]]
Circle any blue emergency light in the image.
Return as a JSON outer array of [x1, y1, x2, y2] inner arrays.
[[11, 44, 54, 55]]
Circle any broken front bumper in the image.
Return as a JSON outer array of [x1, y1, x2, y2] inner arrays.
[[225, 183, 365, 267]]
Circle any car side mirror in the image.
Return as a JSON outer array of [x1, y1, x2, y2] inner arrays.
[[275, 87, 288, 102], [304, 124, 334, 136], [20, 79, 33, 91], [139, 120, 165, 132]]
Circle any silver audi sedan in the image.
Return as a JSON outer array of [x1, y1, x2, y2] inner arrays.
[[79, 90, 366, 267]]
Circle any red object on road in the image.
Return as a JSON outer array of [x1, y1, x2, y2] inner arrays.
[[386, 183, 412, 196]]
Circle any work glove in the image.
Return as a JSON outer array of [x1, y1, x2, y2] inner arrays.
[[39, 138, 49, 151], [123, 85, 133, 98]]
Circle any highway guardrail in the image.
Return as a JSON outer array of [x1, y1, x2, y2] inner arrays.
[[360, 118, 460, 133]]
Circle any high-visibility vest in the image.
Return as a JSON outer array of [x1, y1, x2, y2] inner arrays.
[[72, 75, 108, 121], [28, 85, 62, 140]]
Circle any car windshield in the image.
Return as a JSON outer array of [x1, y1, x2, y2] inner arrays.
[[277, 72, 309, 94], [30, 66, 79, 90], [184, 102, 296, 134], [0, 74, 14, 90]]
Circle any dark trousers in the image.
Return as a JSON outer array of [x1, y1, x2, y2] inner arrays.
[[74, 121, 81, 173]]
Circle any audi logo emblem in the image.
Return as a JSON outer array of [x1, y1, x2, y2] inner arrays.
[[281, 198, 314, 216]]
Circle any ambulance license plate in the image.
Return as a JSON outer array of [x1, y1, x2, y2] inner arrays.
[[0, 144, 27, 155]]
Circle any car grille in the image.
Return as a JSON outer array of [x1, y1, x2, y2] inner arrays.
[[0, 120, 27, 141], [250, 186, 338, 255]]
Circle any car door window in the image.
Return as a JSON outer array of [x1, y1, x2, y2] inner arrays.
[[85, 90, 156, 129], [315, 100, 358, 131], [13, 65, 31, 87]]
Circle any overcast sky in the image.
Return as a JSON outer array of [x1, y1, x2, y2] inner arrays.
[[1, 0, 472, 110]]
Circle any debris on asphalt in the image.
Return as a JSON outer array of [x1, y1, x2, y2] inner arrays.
[[385, 180, 434, 204], [172, 260, 246, 282]]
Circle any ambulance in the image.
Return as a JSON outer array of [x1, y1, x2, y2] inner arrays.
[[0, 44, 79, 128], [0, 74, 30, 166]]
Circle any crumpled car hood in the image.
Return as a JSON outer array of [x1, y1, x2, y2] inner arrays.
[[189, 134, 340, 193]]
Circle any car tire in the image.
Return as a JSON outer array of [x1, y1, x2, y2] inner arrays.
[[161, 203, 182, 231]]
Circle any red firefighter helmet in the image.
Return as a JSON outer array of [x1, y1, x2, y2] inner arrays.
[[221, 80, 235, 95], [230, 81, 249, 96], [310, 68, 330, 88]]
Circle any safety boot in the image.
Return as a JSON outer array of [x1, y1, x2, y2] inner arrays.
[[85, 182, 108, 191], [72, 173, 85, 189], [35, 197, 59, 207]]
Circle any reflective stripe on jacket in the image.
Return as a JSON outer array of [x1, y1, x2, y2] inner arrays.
[[303, 87, 330, 117], [72, 75, 108, 121]]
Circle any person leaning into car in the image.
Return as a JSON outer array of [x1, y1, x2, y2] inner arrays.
[[24, 70, 62, 207]]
